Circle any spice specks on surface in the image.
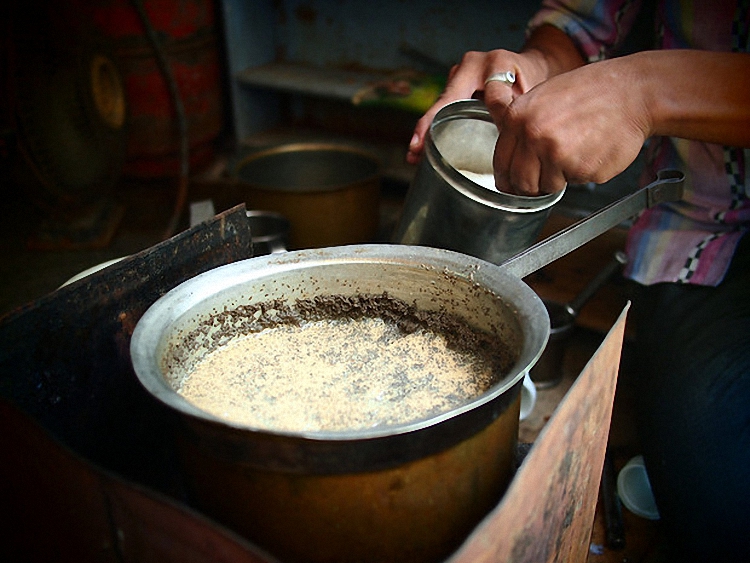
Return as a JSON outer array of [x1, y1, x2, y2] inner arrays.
[[168, 293, 516, 433]]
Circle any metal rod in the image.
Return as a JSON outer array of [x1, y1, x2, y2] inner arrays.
[[498, 169, 684, 279]]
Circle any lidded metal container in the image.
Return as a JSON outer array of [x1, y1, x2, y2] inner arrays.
[[393, 100, 565, 264]]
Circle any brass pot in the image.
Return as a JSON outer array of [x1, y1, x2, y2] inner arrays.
[[235, 143, 381, 249], [131, 245, 548, 563]]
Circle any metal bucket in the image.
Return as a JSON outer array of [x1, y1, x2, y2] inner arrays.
[[246, 209, 289, 255], [530, 252, 627, 388], [235, 143, 381, 250], [392, 100, 565, 265], [529, 300, 577, 389]]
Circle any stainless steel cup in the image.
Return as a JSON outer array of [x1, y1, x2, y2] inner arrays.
[[392, 100, 564, 265]]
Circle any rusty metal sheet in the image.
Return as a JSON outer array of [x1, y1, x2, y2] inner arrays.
[[0, 205, 252, 491], [449, 304, 630, 563]]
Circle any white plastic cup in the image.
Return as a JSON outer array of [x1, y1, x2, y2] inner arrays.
[[617, 455, 661, 520], [60, 257, 126, 288], [519, 372, 537, 421]]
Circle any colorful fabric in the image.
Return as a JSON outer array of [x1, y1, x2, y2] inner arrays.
[[528, 0, 750, 285]]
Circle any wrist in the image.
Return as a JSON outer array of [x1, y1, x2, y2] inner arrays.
[[517, 48, 554, 89]]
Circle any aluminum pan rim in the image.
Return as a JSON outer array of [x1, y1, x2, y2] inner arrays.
[[130, 244, 550, 442]]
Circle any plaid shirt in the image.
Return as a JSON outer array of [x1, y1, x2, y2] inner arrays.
[[529, 0, 750, 285]]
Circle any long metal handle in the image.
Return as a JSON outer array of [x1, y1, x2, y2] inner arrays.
[[498, 169, 685, 279]]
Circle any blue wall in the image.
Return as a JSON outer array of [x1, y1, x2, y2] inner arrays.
[[277, 0, 536, 70], [221, 0, 539, 141]]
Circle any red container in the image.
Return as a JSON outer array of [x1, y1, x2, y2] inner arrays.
[[89, 0, 224, 178]]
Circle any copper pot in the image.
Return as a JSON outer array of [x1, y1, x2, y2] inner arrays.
[[235, 143, 381, 250]]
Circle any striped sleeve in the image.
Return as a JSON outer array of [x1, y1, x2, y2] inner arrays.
[[527, 0, 644, 61]]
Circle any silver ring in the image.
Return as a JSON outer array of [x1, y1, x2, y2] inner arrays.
[[484, 71, 516, 86]]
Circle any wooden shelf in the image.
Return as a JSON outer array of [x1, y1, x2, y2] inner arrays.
[[236, 61, 391, 102]]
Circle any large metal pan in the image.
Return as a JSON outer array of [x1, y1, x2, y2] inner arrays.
[[130, 170, 683, 563]]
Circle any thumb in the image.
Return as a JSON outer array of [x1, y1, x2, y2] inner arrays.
[[407, 113, 434, 164]]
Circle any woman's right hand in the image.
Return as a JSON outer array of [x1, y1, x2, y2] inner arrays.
[[405, 48, 550, 165]]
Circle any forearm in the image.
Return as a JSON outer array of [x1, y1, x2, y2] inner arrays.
[[521, 24, 586, 79], [635, 50, 750, 147]]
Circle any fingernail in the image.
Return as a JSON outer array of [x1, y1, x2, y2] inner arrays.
[[409, 133, 419, 148]]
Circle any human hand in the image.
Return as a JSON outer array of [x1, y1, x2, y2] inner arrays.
[[494, 56, 651, 196], [405, 48, 550, 165]]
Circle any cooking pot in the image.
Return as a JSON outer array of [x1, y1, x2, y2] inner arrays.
[[131, 170, 684, 563], [134, 245, 536, 563], [235, 143, 381, 250]]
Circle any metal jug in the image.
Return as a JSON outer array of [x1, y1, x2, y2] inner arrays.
[[392, 100, 565, 265]]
